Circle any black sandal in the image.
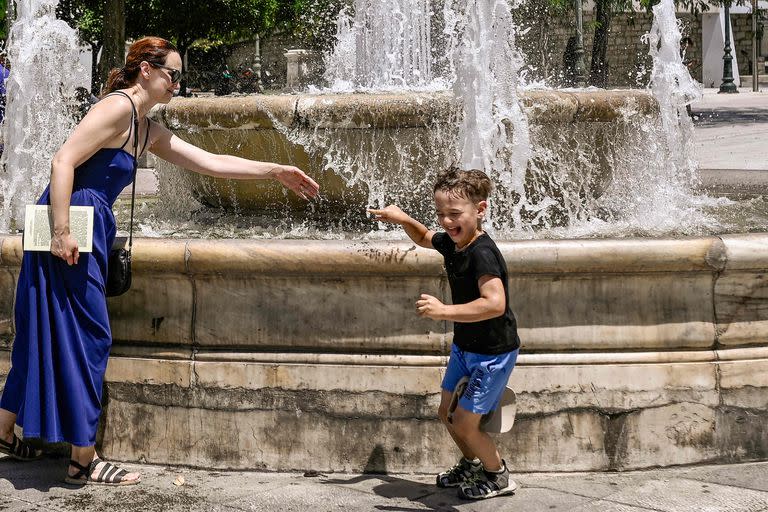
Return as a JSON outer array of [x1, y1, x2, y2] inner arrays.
[[64, 458, 140, 486], [0, 433, 42, 461]]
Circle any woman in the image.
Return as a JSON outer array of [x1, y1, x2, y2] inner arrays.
[[0, 36, 319, 485]]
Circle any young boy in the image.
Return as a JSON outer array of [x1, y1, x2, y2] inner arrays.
[[368, 168, 521, 500]]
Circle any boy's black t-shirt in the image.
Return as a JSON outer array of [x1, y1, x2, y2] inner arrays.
[[431, 232, 521, 355]]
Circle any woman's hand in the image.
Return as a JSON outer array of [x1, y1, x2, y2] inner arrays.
[[271, 165, 320, 200], [51, 231, 80, 266], [367, 205, 409, 225]]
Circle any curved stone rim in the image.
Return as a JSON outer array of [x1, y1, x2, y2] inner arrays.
[[156, 89, 660, 130], [0, 235, 746, 275]]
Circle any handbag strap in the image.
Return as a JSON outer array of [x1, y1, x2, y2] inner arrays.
[[104, 90, 139, 251]]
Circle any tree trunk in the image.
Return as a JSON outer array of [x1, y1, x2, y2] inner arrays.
[[96, 0, 125, 94], [177, 40, 189, 97], [589, 0, 612, 88]]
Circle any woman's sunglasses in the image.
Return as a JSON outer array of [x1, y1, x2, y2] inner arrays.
[[150, 62, 182, 84]]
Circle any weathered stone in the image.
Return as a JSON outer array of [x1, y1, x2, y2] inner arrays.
[[158, 95, 296, 130], [108, 274, 194, 347], [0, 269, 15, 338], [2, 234, 768, 471], [158, 90, 659, 211]]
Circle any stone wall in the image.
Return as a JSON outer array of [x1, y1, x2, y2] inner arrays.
[[513, 10, 704, 87], [514, 10, 765, 86], [731, 13, 764, 76], [239, 10, 762, 90], [225, 32, 326, 91]]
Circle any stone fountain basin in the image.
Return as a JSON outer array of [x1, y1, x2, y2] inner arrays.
[[1, 233, 767, 472], [155, 90, 659, 211]]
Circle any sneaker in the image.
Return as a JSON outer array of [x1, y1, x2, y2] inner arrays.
[[436, 457, 483, 488], [458, 460, 517, 499]]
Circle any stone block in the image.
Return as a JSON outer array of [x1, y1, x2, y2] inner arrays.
[[106, 356, 192, 388], [714, 271, 768, 346], [108, 274, 194, 346], [510, 361, 719, 416], [0, 269, 15, 338], [617, 402, 719, 469], [718, 358, 768, 410], [513, 272, 717, 351], [193, 274, 448, 353], [191, 360, 443, 395]]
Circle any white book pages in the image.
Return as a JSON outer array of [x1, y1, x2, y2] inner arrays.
[[23, 205, 94, 253]]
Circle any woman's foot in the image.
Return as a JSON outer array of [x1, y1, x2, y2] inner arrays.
[[65, 458, 141, 486], [0, 432, 43, 461]]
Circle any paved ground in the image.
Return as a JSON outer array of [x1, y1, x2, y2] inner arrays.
[[691, 87, 768, 195], [2, 455, 768, 512]]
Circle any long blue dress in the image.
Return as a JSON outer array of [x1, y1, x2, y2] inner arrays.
[[0, 140, 137, 447]]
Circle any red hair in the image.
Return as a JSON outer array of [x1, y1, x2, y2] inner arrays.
[[103, 36, 179, 95]]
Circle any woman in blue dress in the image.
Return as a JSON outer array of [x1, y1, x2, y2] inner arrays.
[[0, 36, 319, 485]]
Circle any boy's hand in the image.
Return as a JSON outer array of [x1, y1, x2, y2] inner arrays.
[[416, 294, 446, 320], [367, 205, 410, 225]]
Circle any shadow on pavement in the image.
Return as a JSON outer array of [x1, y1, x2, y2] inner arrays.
[[321, 473, 469, 512], [0, 454, 77, 492], [693, 107, 768, 127]]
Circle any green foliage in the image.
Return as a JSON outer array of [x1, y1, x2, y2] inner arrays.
[[126, 0, 283, 52], [636, 0, 745, 14], [0, 0, 7, 42], [56, 0, 104, 47], [284, 0, 352, 53]]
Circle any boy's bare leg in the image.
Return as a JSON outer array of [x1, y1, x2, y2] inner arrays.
[[437, 390, 476, 459], [451, 406, 502, 471]]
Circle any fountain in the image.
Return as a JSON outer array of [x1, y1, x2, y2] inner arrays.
[[2, 0, 768, 473]]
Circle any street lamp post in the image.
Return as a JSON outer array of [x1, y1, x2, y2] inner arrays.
[[753, 0, 759, 92], [574, 0, 587, 87], [719, 0, 739, 93]]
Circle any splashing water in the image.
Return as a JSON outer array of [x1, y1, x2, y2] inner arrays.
[[0, 0, 86, 232], [646, 0, 702, 189], [450, 0, 532, 233], [323, 0, 442, 91], [239, 0, 720, 238], [0, 0, 746, 240], [540, 0, 718, 238]]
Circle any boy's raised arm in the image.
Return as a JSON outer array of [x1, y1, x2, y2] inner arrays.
[[367, 205, 435, 249]]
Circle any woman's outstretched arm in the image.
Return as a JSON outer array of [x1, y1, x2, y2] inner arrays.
[[148, 121, 319, 199]]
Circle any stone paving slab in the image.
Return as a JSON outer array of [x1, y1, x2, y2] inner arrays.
[[3, 455, 768, 512], [692, 89, 768, 173], [599, 478, 768, 512]]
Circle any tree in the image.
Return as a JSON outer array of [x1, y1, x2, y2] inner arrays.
[[126, 0, 283, 95], [57, 0, 105, 94], [97, 0, 125, 94], [1, 0, 9, 43], [589, 0, 624, 87], [282, 0, 351, 53]]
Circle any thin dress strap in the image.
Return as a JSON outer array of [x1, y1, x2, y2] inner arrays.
[[140, 118, 151, 156], [103, 91, 136, 150]]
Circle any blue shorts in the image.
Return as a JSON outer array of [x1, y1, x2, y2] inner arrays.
[[441, 345, 519, 415]]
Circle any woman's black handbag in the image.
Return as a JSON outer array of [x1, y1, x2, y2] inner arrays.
[[106, 244, 132, 296], [106, 90, 138, 297]]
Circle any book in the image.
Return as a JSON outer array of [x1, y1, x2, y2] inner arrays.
[[23, 205, 94, 253]]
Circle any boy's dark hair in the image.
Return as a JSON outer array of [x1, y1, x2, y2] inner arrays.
[[433, 167, 492, 203]]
